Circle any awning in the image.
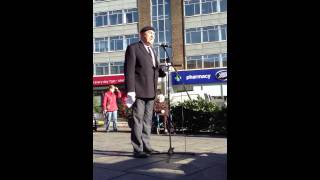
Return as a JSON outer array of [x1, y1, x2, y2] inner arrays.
[[93, 75, 125, 86]]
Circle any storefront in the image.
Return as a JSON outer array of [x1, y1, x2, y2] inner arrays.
[[93, 75, 126, 117]]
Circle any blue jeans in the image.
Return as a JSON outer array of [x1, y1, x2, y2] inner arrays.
[[154, 113, 161, 128], [104, 111, 118, 131]]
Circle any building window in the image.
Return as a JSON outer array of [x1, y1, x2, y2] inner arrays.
[[110, 62, 124, 74], [203, 54, 220, 68], [186, 25, 226, 43], [95, 8, 139, 27], [201, 0, 217, 14], [184, 0, 226, 16], [220, 24, 227, 40], [125, 8, 138, 23], [221, 53, 227, 67], [186, 28, 202, 43], [152, 0, 172, 61], [110, 36, 123, 51], [158, 30, 164, 42], [184, 0, 201, 16], [94, 62, 125, 75], [203, 26, 219, 42], [125, 34, 139, 47], [187, 55, 202, 69], [165, 0, 170, 15], [94, 38, 108, 52], [95, 63, 109, 75], [158, 0, 164, 15], [109, 10, 122, 25], [152, 3, 158, 19], [95, 12, 108, 27], [219, 0, 227, 12], [187, 53, 227, 69]]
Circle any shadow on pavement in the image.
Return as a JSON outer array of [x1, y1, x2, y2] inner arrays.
[[93, 149, 134, 157], [93, 151, 226, 180]]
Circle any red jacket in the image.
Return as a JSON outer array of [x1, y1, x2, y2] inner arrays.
[[102, 90, 122, 112]]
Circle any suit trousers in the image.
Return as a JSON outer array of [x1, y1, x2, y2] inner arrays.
[[131, 98, 155, 152]]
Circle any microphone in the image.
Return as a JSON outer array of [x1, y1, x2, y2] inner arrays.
[[160, 43, 172, 48]]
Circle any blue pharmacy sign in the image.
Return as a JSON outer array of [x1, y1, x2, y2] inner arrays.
[[171, 68, 227, 85]]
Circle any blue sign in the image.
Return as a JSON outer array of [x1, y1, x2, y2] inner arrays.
[[171, 68, 227, 85]]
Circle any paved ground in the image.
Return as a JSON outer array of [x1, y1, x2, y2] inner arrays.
[[93, 129, 227, 180]]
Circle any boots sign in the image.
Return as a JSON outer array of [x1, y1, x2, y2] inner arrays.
[[215, 69, 227, 81], [171, 68, 227, 85]]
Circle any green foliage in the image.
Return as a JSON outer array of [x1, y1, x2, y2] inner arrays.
[[174, 96, 218, 112], [93, 97, 102, 113], [171, 97, 227, 135]]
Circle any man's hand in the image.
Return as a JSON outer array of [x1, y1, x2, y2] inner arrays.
[[161, 110, 165, 114], [126, 92, 136, 108]]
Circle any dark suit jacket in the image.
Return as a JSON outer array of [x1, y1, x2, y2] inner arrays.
[[124, 41, 166, 99]]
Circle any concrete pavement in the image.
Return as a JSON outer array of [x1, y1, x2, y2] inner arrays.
[[93, 130, 227, 180]]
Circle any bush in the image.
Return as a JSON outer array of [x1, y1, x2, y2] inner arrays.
[[171, 97, 227, 135], [93, 98, 102, 113], [212, 106, 227, 135]]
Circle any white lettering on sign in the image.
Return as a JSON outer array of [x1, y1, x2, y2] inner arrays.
[[186, 74, 211, 80]]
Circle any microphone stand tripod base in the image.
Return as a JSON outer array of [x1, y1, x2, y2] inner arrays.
[[168, 147, 174, 155]]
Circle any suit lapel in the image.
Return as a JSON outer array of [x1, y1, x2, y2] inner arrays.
[[138, 41, 151, 57], [139, 41, 157, 67]]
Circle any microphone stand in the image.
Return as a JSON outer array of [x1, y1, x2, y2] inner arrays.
[[160, 45, 195, 156]]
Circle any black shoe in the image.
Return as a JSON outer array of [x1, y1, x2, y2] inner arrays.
[[144, 149, 160, 155], [133, 151, 149, 158]]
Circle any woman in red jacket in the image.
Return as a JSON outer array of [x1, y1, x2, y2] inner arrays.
[[103, 85, 122, 132]]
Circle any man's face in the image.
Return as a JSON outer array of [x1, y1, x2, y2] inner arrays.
[[141, 30, 155, 45]]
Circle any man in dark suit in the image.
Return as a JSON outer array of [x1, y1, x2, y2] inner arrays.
[[124, 26, 166, 158]]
